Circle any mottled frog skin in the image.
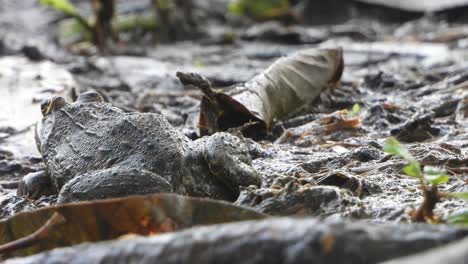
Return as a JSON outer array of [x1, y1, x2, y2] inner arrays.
[[19, 91, 260, 203]]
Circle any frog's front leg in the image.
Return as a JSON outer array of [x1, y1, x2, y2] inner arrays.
[[17, 170, 57, 199], [203, 133, 261, 192]]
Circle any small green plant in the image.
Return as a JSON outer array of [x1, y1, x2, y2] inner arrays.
[[383, 137, 468, 224], [193, 58, 205, 68], [347, 103, 360, 118], [39, 0, 114, 52]]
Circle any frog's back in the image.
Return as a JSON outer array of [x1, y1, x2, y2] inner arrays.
[[43, 101, 190, 189]]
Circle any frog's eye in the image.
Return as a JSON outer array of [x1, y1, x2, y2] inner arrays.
[[40, 98, 52, 117], [40, 96, 67, 117]]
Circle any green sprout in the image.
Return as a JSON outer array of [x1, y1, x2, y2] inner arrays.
[[347, 103, 360, 118], [193, 58, 205, 68], [383, 137, 468, 224]]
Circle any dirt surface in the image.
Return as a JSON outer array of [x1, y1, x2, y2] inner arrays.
[[0, 0, 467, 227]]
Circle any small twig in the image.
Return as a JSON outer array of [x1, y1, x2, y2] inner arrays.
[[177, 72, 223, 135], [0, 212, 66, 255], [176, 72, 217, 103]]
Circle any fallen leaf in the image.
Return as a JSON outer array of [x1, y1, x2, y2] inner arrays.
[[0, 193, 265, 259], [177, 47, 344, 139]]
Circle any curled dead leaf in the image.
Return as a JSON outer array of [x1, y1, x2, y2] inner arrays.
[[177, 47, 344, 139]]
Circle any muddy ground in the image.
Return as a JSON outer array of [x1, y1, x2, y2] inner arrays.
[[0, 0, 467, 258]]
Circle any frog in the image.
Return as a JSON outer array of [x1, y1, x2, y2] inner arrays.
[[18, 91, 261, 203]]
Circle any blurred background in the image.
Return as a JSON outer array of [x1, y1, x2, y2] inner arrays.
[[1, 0, 468, 156]]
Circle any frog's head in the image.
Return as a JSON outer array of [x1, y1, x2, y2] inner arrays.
[[36, 96, 68, 154], [40, 96, 67, 117], [35, 92, 104, 154]]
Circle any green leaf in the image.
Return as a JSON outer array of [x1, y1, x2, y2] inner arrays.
[[228, 0, 290, 20], [383, 137, 416, 162], [449, 192, 468, 200], [424, 174, 449, 185], [228, 2, 244, 16], [447, 208, 468, 226], [403, 162, 422, 178], [422, 166, 449, 185], [347, 103, 360, 118], [352, 103, 360, 115], [40, 0, 78, 17]]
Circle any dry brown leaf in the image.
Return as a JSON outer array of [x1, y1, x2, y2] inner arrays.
[[0, 193, 265, 259], [178, 47, 343, 139]]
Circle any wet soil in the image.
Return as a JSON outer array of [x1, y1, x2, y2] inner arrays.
[[0, 0, 467, 225]]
